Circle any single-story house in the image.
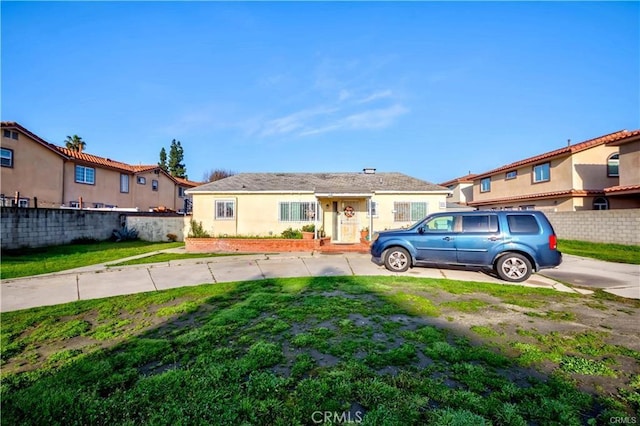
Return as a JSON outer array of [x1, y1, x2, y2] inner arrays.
[[187, 169, 450, 243]]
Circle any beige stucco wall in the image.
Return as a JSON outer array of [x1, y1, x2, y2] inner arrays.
[[618, 140, 640, 187], [446, 182, 473, 204], [473, 156, 574, 203], [1, 132, 65, 207], [190, 191, 447, 238], [131, 170, 179, 211], [63, 162, 133, 208], [571, 144, 618, 189], [471, 144, 621, 211]]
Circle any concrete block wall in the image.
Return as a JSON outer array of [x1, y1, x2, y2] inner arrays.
[[125, 215, 186, 242], [545, 209, 640, 245], [1, 208, 122, 250]]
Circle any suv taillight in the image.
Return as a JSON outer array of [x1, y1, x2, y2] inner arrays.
[[549, 235, 557, 250]]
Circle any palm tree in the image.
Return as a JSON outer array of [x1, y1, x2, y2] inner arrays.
[[64, 135, 86, 152]]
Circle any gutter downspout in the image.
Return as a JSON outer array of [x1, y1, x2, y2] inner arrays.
[[61, 160, 66, 207]]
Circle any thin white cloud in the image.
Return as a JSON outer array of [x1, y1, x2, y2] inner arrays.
[[356, 90, 393, 104], [298, 103, 409, 136], [259, 106, 339, 137], [343, 104, 408, 128]]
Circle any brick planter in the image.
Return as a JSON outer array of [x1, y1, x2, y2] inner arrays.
[[186, 237, 323, 253]]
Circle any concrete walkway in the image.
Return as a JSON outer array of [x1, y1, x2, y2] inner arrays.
[[540, 254, 640, 300], [1, 249, 588, 313]]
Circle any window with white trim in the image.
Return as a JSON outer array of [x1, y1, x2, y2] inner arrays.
[[607, 154, 619, 177], [366, 200, 378, 217], [480, 178, 491, 192], [279, 201, 316, 222], [393, 201, 427, 222], [505, 170, 517, 180], [1, 148, 13, 167], [1, 196, 29, 207], [215, 200, 235, 219], [137, 176, 146, 184], [120, 174, 129, 193], [152, 179, 158, 191], [75, 165, 95, 184], [178, 187, 186, 198], [593, 197, 609, 210], [533, 163, 550, 183]]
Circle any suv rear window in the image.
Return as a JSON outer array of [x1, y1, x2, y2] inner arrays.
[[507, 215, 540, 234]]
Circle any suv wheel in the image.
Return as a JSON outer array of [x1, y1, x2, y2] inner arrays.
[[384, 247, 410, 272], [496, 253, 532, 282]]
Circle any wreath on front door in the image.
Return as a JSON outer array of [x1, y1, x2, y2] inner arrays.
[[343, 206, 355, 218]]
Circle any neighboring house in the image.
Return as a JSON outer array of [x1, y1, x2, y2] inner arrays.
[[439, 173, 477, 209], [1, 122, 198, 211], [187, 170, 450, 243], [604, 130, 640, 208], [466, 130, 638, 211]]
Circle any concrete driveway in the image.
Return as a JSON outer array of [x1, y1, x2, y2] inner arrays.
[[1, 252, 637, 313], [540, 254, 640, 299]]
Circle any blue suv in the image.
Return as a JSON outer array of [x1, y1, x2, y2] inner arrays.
[[370, 210, 562, 282]]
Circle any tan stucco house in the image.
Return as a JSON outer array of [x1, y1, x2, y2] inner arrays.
[[466, 130, 638, 211], [1, 122, 199, 211], [187, 170, 450, 243], [439, 173, 477, 207], [604, 130, 640, 207]]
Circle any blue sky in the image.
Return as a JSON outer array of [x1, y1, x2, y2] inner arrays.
[[2, 1, 638, 184]]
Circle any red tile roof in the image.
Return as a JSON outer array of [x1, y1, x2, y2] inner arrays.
[[467, 189, 603, 206], [605, 130, 640, 146], [53, 145, 135, 172], [175, 177, 201, 187], [439, 173, 478, 187], [603, 184, 640, 195], [2, 121, 190, 185], [473, 130, 635, 180], [1, 121, 69, 158]]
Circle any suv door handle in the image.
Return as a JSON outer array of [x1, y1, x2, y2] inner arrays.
[[488, 236, 499, 241], [443, 237, 454, 241]]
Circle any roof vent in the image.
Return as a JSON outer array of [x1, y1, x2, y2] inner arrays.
[[363, 168, 376, 174]]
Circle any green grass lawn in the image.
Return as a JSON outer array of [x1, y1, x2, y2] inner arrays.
[[1, 241, 184, 280], [558, 239, 640, 264], [1, 276, 638, 425]]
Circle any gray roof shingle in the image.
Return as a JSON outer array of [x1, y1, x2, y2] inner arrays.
[[189, 172, 447, 193]]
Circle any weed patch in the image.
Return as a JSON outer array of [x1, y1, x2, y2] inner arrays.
[[1, 275, 638, 424]]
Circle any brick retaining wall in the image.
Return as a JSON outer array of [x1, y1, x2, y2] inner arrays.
[[545, 209, 639, 245], [186, 237, 325, 253]]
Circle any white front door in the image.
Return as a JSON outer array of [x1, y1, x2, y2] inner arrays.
[[339, 200, 359, 243]]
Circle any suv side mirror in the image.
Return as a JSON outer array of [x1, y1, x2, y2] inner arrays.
[[418, 226, 426, 234]]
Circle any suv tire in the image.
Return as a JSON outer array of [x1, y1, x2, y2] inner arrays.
[[384, 247, 411, 272], [496, 253, 532, 282]]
